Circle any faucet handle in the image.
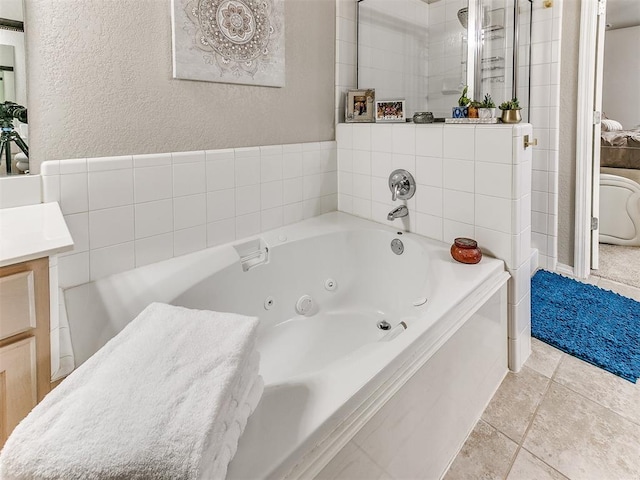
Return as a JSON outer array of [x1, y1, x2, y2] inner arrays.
[[388, 169, 416, 201]]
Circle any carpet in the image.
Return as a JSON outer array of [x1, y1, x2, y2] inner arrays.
[[531, 269, 640, 383], [595, 244, 640, 289]]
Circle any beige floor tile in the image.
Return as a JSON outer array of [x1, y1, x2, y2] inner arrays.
[[506, 448, 568, 480], [523, 383, 640, 480], [596, 278, 640, 301], [553, 354, 640, 426], [481, 366, 550, 443], [315, 441, 391, 480], [443, 420, 517, 480], [525, 338, 563, 378]]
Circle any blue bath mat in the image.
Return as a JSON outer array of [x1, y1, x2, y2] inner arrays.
[[531, 270, 640, 383]]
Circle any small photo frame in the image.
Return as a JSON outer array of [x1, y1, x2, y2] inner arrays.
[[345, 89, 375, 123], [375, 100, 406, 123]]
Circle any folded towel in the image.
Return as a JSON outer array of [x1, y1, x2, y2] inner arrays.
[[199, 376, 264, 479], [0, 302, 263, 480]]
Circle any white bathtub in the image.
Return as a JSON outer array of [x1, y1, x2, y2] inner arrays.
[[64, 212, 509, 478]]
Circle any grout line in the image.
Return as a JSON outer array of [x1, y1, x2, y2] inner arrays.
[[502, 368, 555, 479]]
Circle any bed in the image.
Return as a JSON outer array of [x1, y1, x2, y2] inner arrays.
[[599, 123, 640, 246]]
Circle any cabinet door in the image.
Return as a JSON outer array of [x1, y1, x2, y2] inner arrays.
[[0, 337, 37, 448]]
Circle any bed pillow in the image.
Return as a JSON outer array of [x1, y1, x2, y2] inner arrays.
[[601, 119, 624, 131]]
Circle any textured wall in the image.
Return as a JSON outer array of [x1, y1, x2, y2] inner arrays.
[[557, 0, 580, 267], [24, 0, 335, 170]]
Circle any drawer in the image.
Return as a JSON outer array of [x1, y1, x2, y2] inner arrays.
[[0, 337, 37, 447], [0, 271, 36, 341]]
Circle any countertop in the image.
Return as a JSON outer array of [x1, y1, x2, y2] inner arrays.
[[0, 202, 74, 267]]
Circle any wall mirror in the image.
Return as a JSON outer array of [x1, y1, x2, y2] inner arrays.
[[0, 0, 28, 176]]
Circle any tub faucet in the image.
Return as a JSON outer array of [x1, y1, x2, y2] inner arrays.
[[387, 205, 408, 221]]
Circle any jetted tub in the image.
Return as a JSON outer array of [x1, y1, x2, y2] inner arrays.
[[64, 212, 510, 479]]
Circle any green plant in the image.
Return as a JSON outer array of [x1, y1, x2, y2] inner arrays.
[[499, 97, 521, 110], [481, 93, 495, 108], [470, 100, 482, 108], [458, 85, 470, 107]]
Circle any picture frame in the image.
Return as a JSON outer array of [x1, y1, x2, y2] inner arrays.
[[345, 89, 375, 123], [375, 100, 406, 123]]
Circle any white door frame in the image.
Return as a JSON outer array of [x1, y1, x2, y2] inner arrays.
[[574, 0, 606, 279]]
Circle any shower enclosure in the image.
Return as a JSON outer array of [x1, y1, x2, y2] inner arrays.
[[357, 0, 532, 119]]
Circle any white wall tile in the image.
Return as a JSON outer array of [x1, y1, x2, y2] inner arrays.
[[475, 226, 514, 267], [371, 124, 393, 153], [416, 156, 443, 187], [475, 195, 513, 234], [135, 234, 173, 267], [135, 199, 173, 239], [206, 157, 235, 191], [352, 125, 372, 151], [133, 153, 172, 168], [62, 213, 89, 255], [261, 181, 283, 210], [207, 189, 235, 222], [443, 190, 474, 225], [353, 150, 372, 175], [475, 162, 513, 199], [415, 213, 443, 241], [392, 125, 416, 155], [283, 177, 304, 204], [416, 186, 443, 217], [134, 166, 172, 203], [172, 151, 206, 164], [59, 158, 87, 174], [443, 219, 475, 245], [174, 225, 207, 257], [60, 173, 88, 215], [371, 151, 392, 178], [89, 205, 134, 249], [87, 155, 132, 172], [90, 242, 135, 281], [475, 127, 513, 164], [337, 194, 353, 215], [283, 202, 304, 225], [236, 213, 261, 238], [58, 252, 90, 288], [42, 175, 61, 204], [415, 126, 443, 157], [235, 155, 261, 186], [173, 162, 206, 197], [352, 197, 372, 219], [352, 174, 372, 200], [391, 153, 416, 175], [261, 207, 284, 231], [173, 193, 206, 230], [235, 185, 261, 216], [282, 151, 303, 179], [207, 218, 236, 247], [303, 150, 322, 175], [88, 169, 134, 210], [40, 160, 60, 175], [443, 159, 474, 193], [260, 154, 283, 183], [336, 124, 353, 149], [443, 126, 474, 160]]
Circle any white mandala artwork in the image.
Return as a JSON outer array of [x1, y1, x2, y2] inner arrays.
[[172, 0, 285, 87]]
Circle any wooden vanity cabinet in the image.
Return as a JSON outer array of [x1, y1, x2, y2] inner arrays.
[[0, 257, 51, 448]]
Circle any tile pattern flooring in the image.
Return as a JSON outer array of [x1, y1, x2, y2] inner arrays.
[[444, 275, 640, 480]]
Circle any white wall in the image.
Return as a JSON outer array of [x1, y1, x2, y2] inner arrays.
[[602, 25, 640, 130], [24, 0, 336, 168]]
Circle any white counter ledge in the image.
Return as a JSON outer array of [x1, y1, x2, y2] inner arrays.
[[0, 202, 73, 267]]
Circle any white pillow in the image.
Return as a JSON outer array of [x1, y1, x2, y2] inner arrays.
[[601, 119, 623, 131]]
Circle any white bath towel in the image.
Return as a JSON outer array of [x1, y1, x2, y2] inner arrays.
[[0, 302, 263, 480]]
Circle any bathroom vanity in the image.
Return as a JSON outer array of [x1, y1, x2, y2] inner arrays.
[[0, 202, 72, 446]]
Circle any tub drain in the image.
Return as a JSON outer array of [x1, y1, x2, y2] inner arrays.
[[377, 320, 392, 330]]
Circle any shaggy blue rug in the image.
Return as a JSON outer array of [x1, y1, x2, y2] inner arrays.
[[531, 270, 640, 383]]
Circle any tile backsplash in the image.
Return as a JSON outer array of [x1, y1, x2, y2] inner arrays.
[[41, 141, 338, 289]]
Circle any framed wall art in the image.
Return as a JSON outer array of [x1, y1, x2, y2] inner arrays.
[[345, 89, 375, 123], [375, 100, 406, 123]]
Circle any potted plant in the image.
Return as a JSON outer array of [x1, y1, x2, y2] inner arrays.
[[478, 94, 497, 119], [499, 97, 522, 123], [453, 85, 470, 118], [468, 100, 482, 118]]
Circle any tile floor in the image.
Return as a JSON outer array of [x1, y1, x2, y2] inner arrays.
[[444, 275, 640, 480]]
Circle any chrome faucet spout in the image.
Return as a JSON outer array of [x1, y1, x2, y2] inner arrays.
[[387, 205, 409, 221]]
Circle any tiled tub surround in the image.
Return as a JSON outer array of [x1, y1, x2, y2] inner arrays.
[[336, 123, 533, 370], [40, 142, 338, 290]]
